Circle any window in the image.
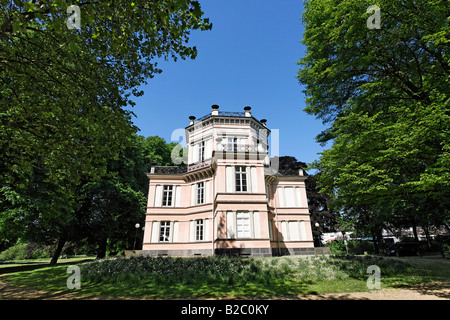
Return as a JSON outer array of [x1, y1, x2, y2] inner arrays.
[[195, 220, 204, 241], [197, 182, 204, 205], [162, 185, 173, 206], [236, 212, 251, 238], [288, 221, 300, 241], [278, 187, 301, 207], [235, 166, 247, 192], [159, 221, 171, 242], [198, 141, 205, 162], [281, 221, 306, 241], [227, 137, 238, 152], [227, 211, 260, 239], [268, 220, 274, 241]]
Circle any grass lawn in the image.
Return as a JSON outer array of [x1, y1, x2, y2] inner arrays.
[[1, 255, 449, 299], [0, 256, 95, 270]]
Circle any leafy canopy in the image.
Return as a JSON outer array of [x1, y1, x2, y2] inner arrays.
[[1, 0, 211, 188], [0, 1, 211, 257], [298, 0, 449, 208]]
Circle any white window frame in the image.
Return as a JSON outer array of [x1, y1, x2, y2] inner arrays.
[[197, 182, 204, 205], [278, 186, 302, 208], [280, 221, 306, 241], [236, 211, 251, 239], [159, 221, 171, 242], [195, 219, 204, 241], [227, 137, 238, 152], [198, 140, 205, 162], [226, 211, 260, 239], [162, 185, 173, 207], [235, 166, 248, 192]]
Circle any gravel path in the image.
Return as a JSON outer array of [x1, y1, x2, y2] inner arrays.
[[304, 283, 450, 300]]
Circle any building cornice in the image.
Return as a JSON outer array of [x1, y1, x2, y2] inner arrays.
[[185, 113, 270, 133]]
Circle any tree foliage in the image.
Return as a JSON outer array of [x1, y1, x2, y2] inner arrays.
[[0, 134, 179, 258], [1, 0, 211, 187], [297, 0, 449, 237], [0, 1, 211, 261]]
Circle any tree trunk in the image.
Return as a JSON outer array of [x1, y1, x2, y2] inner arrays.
[[376, 230, 384, 251], [50, 235, 67, 265], [412, 221, 419, 242], [96, 237, 107, 259], [423, 226, 432, 246], [372, 232, 380, 254]]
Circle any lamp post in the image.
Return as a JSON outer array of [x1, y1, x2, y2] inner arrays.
[[134, 223, 140, 250], [314, 222, 321, 247]]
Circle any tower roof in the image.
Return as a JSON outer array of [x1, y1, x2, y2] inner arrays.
[[186, 105, 269, 132]]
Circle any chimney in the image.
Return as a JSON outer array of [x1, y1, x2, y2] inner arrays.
[[211, 104, 219, 116], [189, 115, 196, 125], [244, 106, 251, 117], [260, 119, 267, 127]]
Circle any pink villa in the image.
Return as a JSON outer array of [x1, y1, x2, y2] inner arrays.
[[142, 105, 315, 257]]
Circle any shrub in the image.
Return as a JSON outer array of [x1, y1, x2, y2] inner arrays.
[[419, 241, 447, 255], [443, 244, 450, 254], [24, 242, 53, 259], [326, 239, 378, 255], [326, 239, 347, 254], [328, 255, 412, 280], [349, 240, 376, 254], [81, 256, 291, 289], [0, 242, 27, 261]]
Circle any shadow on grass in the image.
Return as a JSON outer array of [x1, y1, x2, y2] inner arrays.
[[2, 263, 315, 300], [5, 255, 448, 300], [76, 280, 316, 300], [386, 279, 450, 299], [0, 259, 94, 275], [407, 281, 450, 299]]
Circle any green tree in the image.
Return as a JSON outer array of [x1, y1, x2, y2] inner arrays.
[[297, 0, 449, 233], [78, 134, 147, 259], [76, 134, 178, 259], [141, 136, 179, 168], [1, 0, 210, 187], [0, 0, 211, 263]]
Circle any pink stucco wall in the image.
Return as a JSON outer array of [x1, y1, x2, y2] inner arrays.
[[142, 109, 315, 256]]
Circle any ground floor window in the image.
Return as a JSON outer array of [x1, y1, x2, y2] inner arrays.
[[236, 211, 251, 238], [159, 221, 171, 242], [196, 220, 204, 241]]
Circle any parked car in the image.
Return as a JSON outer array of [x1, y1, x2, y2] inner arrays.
[[385, 242, 421, 257]]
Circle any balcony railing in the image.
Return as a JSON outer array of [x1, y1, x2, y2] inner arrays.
[[216, 143, 267, 153], [150, 166, 187, 175], [264, 166, 305, 176], [187, 159, 212, 172], [193, 111, 246, 124], [218, 111, 245, 117]]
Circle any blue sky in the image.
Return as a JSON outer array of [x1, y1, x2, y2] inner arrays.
[[130, 0, 328, 166]]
